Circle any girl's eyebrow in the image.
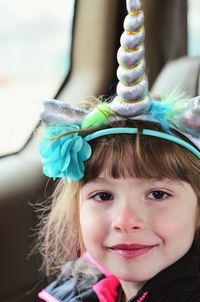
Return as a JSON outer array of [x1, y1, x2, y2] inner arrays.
[[84, 177, 112, 186], [147, 178, 184, 188]]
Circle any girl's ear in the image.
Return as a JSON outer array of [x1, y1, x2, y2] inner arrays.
[[41, 99, 88, 126]]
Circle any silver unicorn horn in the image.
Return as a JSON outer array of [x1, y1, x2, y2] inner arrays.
[[110, 0, 150, 116]]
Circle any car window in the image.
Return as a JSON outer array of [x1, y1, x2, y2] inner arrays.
[[188, 0, 200, 56], [0, 0, 75, 156]]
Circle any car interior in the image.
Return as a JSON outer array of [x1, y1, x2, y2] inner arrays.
[[0, 0, 199, 301]]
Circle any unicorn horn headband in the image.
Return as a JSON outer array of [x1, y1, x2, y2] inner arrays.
[[39, 0, 200, 180], [111, 0, 150, 116]]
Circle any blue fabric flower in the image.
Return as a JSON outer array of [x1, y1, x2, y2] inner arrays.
[[39, 124, 92, 180]]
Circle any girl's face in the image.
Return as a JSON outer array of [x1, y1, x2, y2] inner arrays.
[[80, 175, 198, 295]]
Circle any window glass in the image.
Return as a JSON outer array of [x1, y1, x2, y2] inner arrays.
[[0, 0, 75, 156], [188, 0, 200, 56]]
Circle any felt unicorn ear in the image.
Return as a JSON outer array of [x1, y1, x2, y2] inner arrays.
[[41, 99, 87, 126], [166, 95, 200, 138], [110, 0, 150, 116]]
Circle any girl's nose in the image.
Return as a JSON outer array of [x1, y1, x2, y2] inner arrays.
[[111, 203, 146, 233]]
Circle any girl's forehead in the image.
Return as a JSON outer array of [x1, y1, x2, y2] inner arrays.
[[83, 173, 185, 187]]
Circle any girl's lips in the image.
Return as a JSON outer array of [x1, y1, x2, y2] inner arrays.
[[108, 244, 157, 259]]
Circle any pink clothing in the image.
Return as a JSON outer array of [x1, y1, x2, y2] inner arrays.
[[38, 290, 60, 302], [93, 275, 120, 302], [83, 252, 120, 302]]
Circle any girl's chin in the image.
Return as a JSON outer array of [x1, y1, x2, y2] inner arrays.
[[105, 261, 160, 282]]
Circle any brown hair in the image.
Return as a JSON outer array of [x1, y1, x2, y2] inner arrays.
[[38, 118, 200, 276]]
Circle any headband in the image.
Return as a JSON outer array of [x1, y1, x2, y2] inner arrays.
[[39, 0, 200, 181]]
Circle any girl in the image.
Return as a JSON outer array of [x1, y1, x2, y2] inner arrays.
[[38, 113, 200, 302], [38, 0, 200, 301]]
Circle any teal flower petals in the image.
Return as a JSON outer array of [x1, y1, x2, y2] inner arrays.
[[39, 124, 92, 180]]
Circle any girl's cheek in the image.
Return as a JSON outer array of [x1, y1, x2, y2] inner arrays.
[[80, 204, 104, 232], [80, 205, 111, 248]]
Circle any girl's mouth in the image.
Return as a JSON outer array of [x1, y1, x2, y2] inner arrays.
[[108, 244, 156, 259]]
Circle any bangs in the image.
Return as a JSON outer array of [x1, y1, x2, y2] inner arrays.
[[83, 125, 200, 185]]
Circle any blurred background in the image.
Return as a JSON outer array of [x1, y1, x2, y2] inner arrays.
[[0, 0, 74, 155]]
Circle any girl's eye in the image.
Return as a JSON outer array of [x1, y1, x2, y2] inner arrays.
[[91, 192, 113, 202], [147, 190, 171, 200]]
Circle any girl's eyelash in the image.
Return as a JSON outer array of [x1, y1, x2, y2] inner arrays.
[[89, 191, 113, 201], [147, 190, 172, 200]]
